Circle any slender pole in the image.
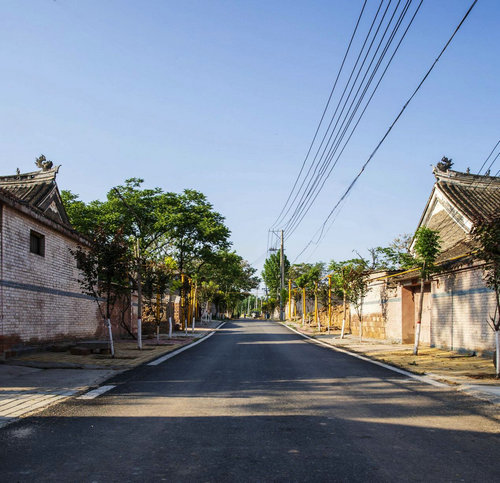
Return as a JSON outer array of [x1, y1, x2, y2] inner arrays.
[[314, 282, 318, 330], [302, 287, 306, 326], [136, 238, 142, 350], [328, 275, 332, 334], [288, 279, 292, 321], [180, 273, 186, 330], [280, 230, 284, 321], [413, 262, 426, 355]]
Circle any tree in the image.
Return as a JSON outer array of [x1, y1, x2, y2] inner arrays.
[[142, 258, 176, 341], [198, 251, 258, 317], [349, 259, 370, 342], [160, 189, 231, 275], [262, 250, 289, 299], [63, 180, 233, 333], [412, 226, 441, 355], [71, 227, 132, 357], [368, 234, 415, 271], [471, 215, 500, 376], [329, 258, 369, 338]]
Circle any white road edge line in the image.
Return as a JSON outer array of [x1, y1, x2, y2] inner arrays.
[[281, 322, 448, 388], [77, 385, 116, 400], [147, 322, 226, 366]]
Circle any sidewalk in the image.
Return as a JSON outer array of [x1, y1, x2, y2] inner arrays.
[[0, 320, 223, 429], [282, 320, 500, 405]]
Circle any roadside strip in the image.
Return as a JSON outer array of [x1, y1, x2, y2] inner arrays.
[[281, 322, 449, 388], [147, 321, 226, 366]]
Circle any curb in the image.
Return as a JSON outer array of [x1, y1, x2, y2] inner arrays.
[[281, 322, 500, 405], [0, 322, 226, 430], [148, 321, 226, 366], [281, 322, 449, 388]]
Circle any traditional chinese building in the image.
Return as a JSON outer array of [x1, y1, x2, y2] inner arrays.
[[355, 167, 499, 354], [0, 159, 102, 357]]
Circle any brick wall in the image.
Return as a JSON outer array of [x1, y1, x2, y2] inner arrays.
[[431, 264, 496, 353], [0, 203, 102, 353]]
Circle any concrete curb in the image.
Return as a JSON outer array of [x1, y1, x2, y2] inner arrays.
[[148, 321, 226, 366], [0, 322, 227, 430], [281, 322, 500, 405], [281, 322, 457, 388]]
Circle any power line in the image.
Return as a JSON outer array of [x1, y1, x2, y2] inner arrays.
[[270, 0, 369, 230], [283, 0, 396, 235], [293, 0, 478, 262], [278, 0, 388, 233], [477, 138, 500, 174], [285, 0, 420, 239]]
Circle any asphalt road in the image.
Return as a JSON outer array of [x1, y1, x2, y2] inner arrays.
[[0, 319, 499, 482]]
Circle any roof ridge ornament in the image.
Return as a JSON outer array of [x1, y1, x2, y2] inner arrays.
[[35, 154, 53, 171]]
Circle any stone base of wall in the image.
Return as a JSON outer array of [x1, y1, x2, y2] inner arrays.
[[351, 313, 386, 339]]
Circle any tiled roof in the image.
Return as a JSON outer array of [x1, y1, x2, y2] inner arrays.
[[0, 166, 70, 225], [435, 169, 500, 221]]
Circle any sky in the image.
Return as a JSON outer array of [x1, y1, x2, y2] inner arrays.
[[1, 0, 499, 279]]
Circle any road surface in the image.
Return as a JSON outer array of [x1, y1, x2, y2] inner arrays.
[[0, 319, 498, 482]]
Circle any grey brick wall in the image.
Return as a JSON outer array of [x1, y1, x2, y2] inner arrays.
[[432, 265, 496, 353], [0, 204, 102, 352]]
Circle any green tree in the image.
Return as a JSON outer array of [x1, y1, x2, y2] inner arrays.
[[329, 258, 368, 338], [471, 215, 500, 376], [412, 226, 441, 355], [368, 234, 415, 271], [71, 227, 132, 357], [262, 250, 289, 297], [198, 251, 258, 317]]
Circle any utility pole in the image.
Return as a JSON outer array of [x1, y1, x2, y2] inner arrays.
[[280, 229, 284, 321]]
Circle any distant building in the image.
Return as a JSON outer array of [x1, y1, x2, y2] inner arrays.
[[0, 163, 102, 356], [354, 167, 499, 354]]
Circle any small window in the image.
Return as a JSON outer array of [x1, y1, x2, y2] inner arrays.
[[30, 230, 45, 256]]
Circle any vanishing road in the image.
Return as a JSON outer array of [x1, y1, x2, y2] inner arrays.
[[0, 319, 499, 482]]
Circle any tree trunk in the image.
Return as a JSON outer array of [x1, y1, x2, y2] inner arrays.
[[359, 308, 363, 343], [107, 318, 115, 357], [341, 292, 347, 339], [495, 330, 500, 378], [413, 273, 426, 356]]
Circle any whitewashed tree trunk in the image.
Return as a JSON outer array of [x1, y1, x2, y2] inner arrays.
[[340, 293, 347, 339], [496, 330, 500, 378], [107, 319, 115, 357], [413, 277, 425, 355], [168, 317, 172, 339]]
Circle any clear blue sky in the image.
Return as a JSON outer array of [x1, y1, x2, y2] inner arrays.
[[1, 0, 499, 277]]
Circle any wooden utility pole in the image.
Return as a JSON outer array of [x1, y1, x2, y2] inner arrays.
[[280, 230, 284, 321]]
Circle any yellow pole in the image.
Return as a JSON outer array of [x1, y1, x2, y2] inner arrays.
[[180, 273, 186, 330], [187, 280, 193, 327], [302, 287, 306, 325], [288, 279, 292, 321], [314, 282, 318, 329], [293, 289, 297, 318], [328, 275, 332, 333]]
